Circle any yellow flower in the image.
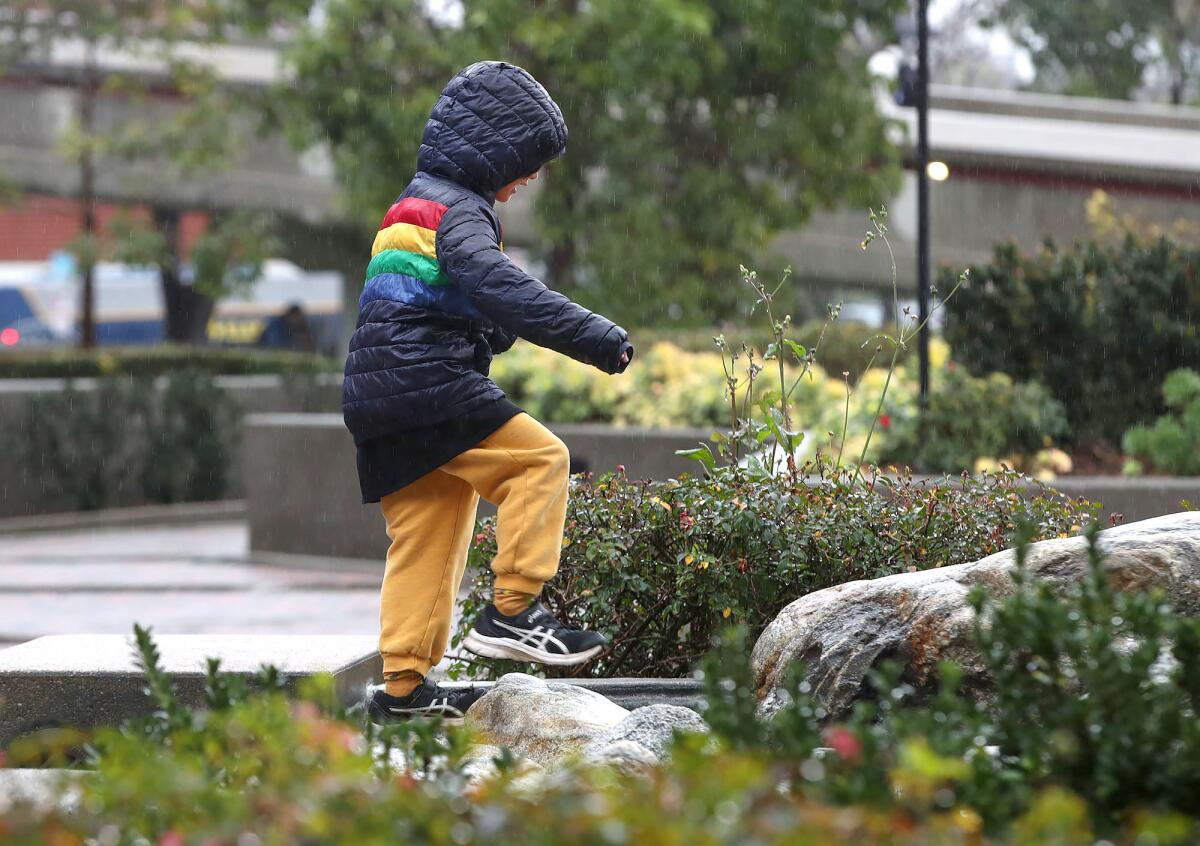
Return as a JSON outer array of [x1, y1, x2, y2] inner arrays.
[[699, 561, 710, 570], [722, 607, 732, 619], [562, 537, 572, 548], [684, 554, 695, 565]]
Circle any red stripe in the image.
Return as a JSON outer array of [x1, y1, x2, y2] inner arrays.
[[379, 197, 448, 231]]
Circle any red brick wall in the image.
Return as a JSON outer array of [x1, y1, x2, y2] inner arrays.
[[0, 194, 209, 261]]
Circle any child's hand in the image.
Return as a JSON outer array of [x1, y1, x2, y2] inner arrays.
[[615, 341, 634, 373]]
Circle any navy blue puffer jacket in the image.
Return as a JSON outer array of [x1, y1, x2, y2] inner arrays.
[[343, 61, 632, 499]]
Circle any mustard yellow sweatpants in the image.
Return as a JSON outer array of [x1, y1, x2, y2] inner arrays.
[[378, 412, 570, 679]]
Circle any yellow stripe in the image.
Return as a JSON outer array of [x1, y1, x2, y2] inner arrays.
[[372, 222, 437, 258]]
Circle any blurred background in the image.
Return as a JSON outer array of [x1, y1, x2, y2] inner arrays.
[[0, 0, 1197, 562]]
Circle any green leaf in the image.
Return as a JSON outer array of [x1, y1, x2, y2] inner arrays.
[[676, 444, 717, 472], [784, 339, 807, 362]]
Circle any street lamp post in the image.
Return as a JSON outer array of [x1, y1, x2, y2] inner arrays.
[[916, 0, 931, 404]]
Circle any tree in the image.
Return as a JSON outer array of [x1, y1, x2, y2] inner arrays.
[[0, 1, 303, 344], [994, 0, 1200, 104], [279, 0, 903, 327]]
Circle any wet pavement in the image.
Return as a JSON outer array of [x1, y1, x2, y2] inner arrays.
[[0, 523, 384, 649]]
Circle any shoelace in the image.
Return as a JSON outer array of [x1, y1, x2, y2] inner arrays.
[[528, 604, 584, 632]]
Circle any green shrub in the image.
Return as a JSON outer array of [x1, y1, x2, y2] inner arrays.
[[881, 363, 1069, 474], [17, 371, 239, 510], [0, 345, 341, 379], [20, 377, 146, 511], [453, 466, 1096, 679], [942, 236, 1200, 445], [1122, 368, 1200, 475]]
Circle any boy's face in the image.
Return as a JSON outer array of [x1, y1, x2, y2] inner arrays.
[[496, 168, 540, 203]]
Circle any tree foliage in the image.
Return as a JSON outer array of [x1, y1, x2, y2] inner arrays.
[[280, 0, 903, 326], [994, 0, 1200, 103]]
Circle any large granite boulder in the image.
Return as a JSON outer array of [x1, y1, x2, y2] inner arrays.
[[753, 512, 1200, 720]]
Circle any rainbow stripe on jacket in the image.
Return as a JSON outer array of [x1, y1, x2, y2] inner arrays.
[[359, 197, 484, 319]]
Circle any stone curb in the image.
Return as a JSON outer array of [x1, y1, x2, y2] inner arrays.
[[0, 500, 246, 536]]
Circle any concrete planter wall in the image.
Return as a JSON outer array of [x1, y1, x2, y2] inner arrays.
[[244, 413, 1200, 563], [0, 375, 341, 519], [243, 413, 713, 561]]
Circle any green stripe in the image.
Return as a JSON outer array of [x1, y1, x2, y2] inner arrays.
[[366, 249, 449, 286]]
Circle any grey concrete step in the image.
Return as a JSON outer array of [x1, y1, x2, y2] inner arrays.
[[0, 634, 381, 748], [436, 677, 703, 713]]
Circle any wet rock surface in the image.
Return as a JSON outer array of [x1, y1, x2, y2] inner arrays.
[[465, 673, 631, 767], [583, 703, 710, 761], [752, 512, 1200, 719], [465, 673, 710, 771]]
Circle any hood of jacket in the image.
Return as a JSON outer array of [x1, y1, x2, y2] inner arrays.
[[417, 61, 568, 202]]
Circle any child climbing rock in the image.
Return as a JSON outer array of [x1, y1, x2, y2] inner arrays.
[[342, 61, 634, 722]]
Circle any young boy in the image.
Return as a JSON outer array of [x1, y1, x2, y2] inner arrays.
[[343, 61, 634, 722]]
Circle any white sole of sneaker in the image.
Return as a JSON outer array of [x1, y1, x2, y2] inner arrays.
[[462, 630, 604, 666]]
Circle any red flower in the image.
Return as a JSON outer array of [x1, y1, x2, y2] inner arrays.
[[823, 726, 862, 765], [879, 414, 891, 429]]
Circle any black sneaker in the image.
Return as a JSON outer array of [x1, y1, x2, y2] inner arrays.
[[463, 601, 607, 666], [366, 678, 486, 725]]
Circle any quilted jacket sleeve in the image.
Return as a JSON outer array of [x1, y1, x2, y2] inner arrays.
[[484, 323, 518, 355], [437, 200, 632, 374]]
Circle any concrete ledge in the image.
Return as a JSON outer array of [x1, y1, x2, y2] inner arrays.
[[1045, 476, 1200, 524], [0, 500, 246, 536], [0, 634, 381, 748]]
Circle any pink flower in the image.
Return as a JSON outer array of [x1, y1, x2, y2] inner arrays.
[[157, 832, 186, 846]]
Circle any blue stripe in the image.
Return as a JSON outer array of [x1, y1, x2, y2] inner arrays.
[[360, 273, 483, 320]]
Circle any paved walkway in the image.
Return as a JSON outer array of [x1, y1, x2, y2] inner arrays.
[[0, 522, 384, 649]]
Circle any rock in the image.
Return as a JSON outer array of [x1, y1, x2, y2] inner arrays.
[[465, 673, 630, 767], [753, 512, 1200, 720], [583, 739, 659, 774], [459, 743, 543, 787], [0, 769, 84, 814], [583, 704, 710, 762]]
